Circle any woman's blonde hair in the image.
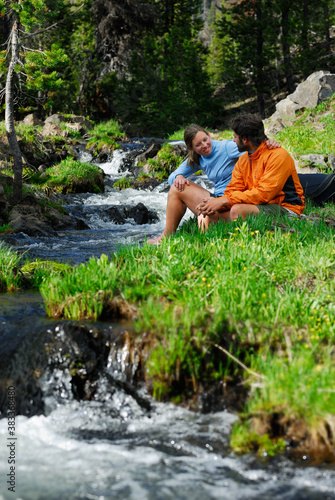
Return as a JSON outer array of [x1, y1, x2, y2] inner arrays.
[[184, 124, 209, 167]]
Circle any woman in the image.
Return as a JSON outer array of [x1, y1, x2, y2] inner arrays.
[[147, 124, 278, 245]]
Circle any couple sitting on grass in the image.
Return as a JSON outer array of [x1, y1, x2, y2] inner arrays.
[[148, 114, 305, 245]]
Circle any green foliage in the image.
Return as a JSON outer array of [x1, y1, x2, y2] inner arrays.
[[274, 96, 335, 159], [28, 157, 103, 193], [1, 0, 70, 114], [86, 119, 125, 152], [231, 423, 286, 456], [40, 254, 118, 320], [113, 1, 216, 135], [0, 242, 22, 291], [20, 260, 72, 288], [113, 177, 133, 191], [147, 143, 185, 179], [0, 224, 10, 233]]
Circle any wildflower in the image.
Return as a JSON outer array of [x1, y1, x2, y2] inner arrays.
[[202, 277, 207, 282], [217, 264, 221, 268], [243, 267, 247, 271]]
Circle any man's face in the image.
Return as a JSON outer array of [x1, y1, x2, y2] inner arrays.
[[233, 132, 248, 152]]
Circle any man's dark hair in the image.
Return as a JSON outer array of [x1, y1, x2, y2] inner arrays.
[[230, 114, 268, 147]]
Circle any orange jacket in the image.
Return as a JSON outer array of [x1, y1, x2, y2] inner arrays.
[[224, 142, 305, 215]]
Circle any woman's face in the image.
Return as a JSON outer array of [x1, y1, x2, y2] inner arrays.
[[191, 131, 212, 156]]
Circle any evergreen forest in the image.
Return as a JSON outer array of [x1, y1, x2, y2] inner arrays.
[[1, 0, 335, 136]]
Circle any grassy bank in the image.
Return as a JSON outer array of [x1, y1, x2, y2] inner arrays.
[[2, 203, 334, 458]]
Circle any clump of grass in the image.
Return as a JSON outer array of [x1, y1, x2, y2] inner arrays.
[[113, 177, 134, 190], [20, 260, 73, 289], [0, 223, 11, 234], [86, 119, 126, 152], [28, 157, 104, 194], [40, 254, 118, 320], [0, 242, 22, 291], [147, 143, 186, 180]]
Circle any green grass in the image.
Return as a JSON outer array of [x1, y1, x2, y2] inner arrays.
[[40, 254, 118, 320], [27, 157, 104, 194], [113, 177, 134, 190], [0, 242, 22, 291], [147, 143, 186, 179], [38, 211, 335, 445], [274, 96, 335, 161], [86, 119, 126, 152]]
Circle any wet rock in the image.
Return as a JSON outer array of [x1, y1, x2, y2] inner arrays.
[[135, 140, 163, 164], [0, 320, 148, 417], [128, 202, 159, 224], [7, 193, 89, 236], [105, 202, 159, 225]]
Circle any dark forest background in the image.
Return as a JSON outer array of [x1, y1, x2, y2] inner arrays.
[[1, 0, 335, 136]]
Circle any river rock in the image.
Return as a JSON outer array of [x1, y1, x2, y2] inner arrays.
[[105, 202, 159, 225], [7, 193, 89, 236], [0, 320, 147, 417]]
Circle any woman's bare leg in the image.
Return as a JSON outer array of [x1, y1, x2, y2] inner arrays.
[[147, 182, 211, 245]]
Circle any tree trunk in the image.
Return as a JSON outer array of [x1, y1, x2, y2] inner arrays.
[[255, 0, 265, 118], [281, 2, 295, 94], [5, 20, 23, 202]]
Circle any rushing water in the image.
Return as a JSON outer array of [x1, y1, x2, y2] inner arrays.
[[1, 141, 335, 500]]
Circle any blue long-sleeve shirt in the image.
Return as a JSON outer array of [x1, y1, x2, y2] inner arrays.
[[168, 139, 242, 196]]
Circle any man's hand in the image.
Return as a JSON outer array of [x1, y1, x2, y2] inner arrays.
[[266, 139, 281, 149], [174, 175, 190, 191], [196, 196, 230, 216]]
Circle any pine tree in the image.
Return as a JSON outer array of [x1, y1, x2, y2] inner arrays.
[[0, 0, 69, 200]]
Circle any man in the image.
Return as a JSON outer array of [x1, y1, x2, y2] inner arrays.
[[196, 114, 305, 228]]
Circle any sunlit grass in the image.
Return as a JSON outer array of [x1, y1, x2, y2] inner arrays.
[[86, 119, 126, 151]]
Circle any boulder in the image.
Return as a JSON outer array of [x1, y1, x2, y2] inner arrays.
[[22, 113, 44, 127], [270, 71, 335, 121], [42, 122, 68, 137], [105, 202, 159, 225], [7, 193, 89, 236], [45, 114, 67, 124]]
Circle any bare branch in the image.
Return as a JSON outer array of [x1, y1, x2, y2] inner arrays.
[[21, 46, 47, 56]]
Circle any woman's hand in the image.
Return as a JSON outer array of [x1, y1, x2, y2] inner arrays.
[[174, 175, 190, 191], [266, 139, 281, 149]]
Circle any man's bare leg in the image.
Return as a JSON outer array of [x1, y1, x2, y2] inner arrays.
[[198, 204, 260, 232], [147, 182, 211, 245]]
